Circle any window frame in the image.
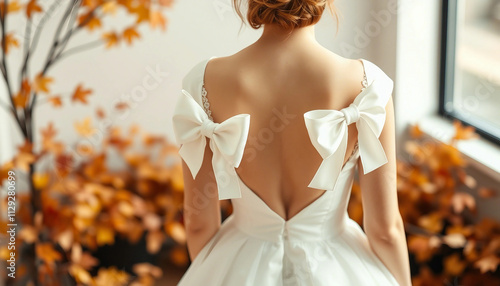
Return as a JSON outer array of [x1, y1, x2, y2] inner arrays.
[[439, 0, 500, 145]]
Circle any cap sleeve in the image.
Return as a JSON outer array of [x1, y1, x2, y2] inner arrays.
[[303, 60, 394, 191], [172, 59, 251, 200]]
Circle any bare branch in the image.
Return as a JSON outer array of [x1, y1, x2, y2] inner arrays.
[[19, 18, 32, 87], [27, 0, 78, 115], [0, 0, 27, 138], [52, 0, 82, 61], [29, 0, 64, 56], [20, 0, 65, 90], [55, 39, 103, 63]]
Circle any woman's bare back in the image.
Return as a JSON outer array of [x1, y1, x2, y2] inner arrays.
[[203, 43, 366, 221]]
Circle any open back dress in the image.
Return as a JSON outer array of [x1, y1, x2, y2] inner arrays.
[[172, 57, 399, 286]]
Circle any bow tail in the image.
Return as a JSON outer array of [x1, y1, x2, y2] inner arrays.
[[178, 137, 206, 179], [357, 120, 388, 174], [308, 134, 348, 191], [211, 143, 243, 200]]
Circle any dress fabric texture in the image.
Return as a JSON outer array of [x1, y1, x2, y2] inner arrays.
[[172, 57, 399, 286]]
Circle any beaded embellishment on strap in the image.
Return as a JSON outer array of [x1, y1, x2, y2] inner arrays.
[[201, 85, 213, 121], [201, 63, 366, 162], [361, 63, 368, 92], [345, 61, 367, 163]]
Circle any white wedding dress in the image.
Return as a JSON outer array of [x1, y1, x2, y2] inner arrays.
[[172, 57, 400, 286]]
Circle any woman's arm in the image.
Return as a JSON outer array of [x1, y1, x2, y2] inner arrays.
[[181, 138, 221, 261], [357, 96, 412, 286]]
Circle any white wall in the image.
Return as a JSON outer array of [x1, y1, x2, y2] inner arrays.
[[394, 0, 442, 155]]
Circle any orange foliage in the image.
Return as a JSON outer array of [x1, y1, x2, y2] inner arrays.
[[2, 117, 186, 284], [349, 121, 500, 284], [0, 1, 175, 284]]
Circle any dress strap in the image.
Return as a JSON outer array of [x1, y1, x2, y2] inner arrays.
[[303, 59, 394, 191], [201, 84, 213, 121]]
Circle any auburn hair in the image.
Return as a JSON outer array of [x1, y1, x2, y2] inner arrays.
[[233, 0, 337, 30]]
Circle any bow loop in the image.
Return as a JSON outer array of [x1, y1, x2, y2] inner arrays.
[[304, 74, 393, 191], [172, 90, 250, 200]]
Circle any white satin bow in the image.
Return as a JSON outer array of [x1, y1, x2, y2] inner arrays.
[[172, 90, 250, 200], [304, 76, 393, 191]]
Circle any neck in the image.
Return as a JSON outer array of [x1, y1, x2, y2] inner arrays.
[[257, 24, 317, 46]]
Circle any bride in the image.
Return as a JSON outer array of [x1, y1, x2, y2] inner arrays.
[[172, 0, 412, 285]]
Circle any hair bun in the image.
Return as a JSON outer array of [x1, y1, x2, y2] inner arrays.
[[244, 0, 329, 29]]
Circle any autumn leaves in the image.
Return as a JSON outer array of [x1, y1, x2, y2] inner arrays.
[[78, 1, 170, 48], [11, 74, 92, 110]]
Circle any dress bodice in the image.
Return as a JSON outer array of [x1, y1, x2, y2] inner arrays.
[[231, 148, 359, 243], [172, 56, 394, 199], [174, 57, 400, 286]]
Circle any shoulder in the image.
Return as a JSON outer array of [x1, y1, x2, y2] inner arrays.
[[361, 59, 394, 92], [181, 57, 215, 105]]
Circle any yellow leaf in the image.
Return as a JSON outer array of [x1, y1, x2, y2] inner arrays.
[[409, 124, 424, 138], [453, 120, 479, 141], [96, 225, 115, 246], [19, 225, 38, 243], [146, 230, 165, 254], [442, 233, 466, 248], [418, 213, 443, 234], [4, 32, 19, 54], [36, 243, 62, 265], [26, 0, 42, 18], [13, 92, 28, 108], [8, 0, 22, 12], [94, 266, 130, 286], [117, 201, 135, 217], [78, 10, 101, 30], [14, 141, 35, 171], [150, 10, 167, 31], [474, 254, 500, 274], [34, 73, 54, 93], [123, 26, 140, 45], [132, 262, 163, 278], [81, 0, 99, 9], [159, 0, 174, 7], [170, 247, 189, 266], [40, 122, 57, 140], [56, 229, 73, 251], [79, 14, 102, 31], [69, 264, 94, 284], [48, 96, 62, 107], [33, 172, 49, 189], [0, 245, 10, 260], [166, 221, 186, 244], [451, 192, 476, 214], [130, 4, 149, 23], [444, 253, 467, 276], [72, 84, 93, 104], [74, 117, 96, 136], [102, 1, 118, 14], [102, 31, 120, 48]]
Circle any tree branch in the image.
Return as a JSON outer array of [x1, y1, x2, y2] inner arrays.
[[26, 0, 77, 117], [29, 0, 64, 59], [52, 0, 81, 62], [19, 18, 32, 87], [56, 39, 104, 61], [20, 0, 65, 91], [0, 0, 27, 138]]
